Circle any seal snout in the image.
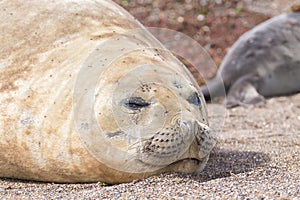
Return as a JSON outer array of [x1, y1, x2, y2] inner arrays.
[[138, 119, 215, 169], [193, 121, 216, 159], [139, 128, 185, 166]]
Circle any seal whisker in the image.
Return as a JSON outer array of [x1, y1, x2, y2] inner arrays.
[[126, 137, 153, 150]]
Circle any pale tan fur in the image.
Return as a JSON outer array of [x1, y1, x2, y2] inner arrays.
[[0, 0, 215, 183]]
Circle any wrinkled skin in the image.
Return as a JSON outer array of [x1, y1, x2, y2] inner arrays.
[[0, 0, 215, 184]]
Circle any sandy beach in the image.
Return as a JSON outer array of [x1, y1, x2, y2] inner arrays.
[[1, 94, 299, 199], [1, 0, 299, 199]]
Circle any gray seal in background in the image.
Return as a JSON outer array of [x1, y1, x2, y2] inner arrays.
[[201, 12, 300, 107]]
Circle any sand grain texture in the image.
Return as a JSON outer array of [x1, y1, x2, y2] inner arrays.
[[1, 0, 299, 199], [1, 94, 299, 199]]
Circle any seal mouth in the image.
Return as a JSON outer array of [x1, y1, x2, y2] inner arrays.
[[170, 158, 200, 166], [137, 157, 200, 170], [165, 157, 203, 174], [138, 157, 200, 167]]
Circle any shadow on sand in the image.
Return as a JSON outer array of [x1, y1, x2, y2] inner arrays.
[[0, 149, 271, 186], [194, 149, 271, 181]]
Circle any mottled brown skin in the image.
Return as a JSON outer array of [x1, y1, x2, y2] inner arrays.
[[0, 0, 215, 184]]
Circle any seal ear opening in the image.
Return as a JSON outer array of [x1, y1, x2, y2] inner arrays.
[[187, 92, 201, 106]]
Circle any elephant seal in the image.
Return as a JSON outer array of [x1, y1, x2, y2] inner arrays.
[[201, 12, 300, 107], [0, 0, 215, 184]]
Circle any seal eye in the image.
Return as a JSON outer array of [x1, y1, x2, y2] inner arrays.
[[122, 97, 150, 110], [187, 92, 201, 106]]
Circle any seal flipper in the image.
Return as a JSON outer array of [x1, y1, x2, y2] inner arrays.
[[200, 75, 227, 101], [224, 76, 266, 107]]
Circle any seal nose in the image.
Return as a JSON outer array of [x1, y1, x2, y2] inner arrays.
[[193, 121, 216, 159], [178, 119, 197, 146]]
